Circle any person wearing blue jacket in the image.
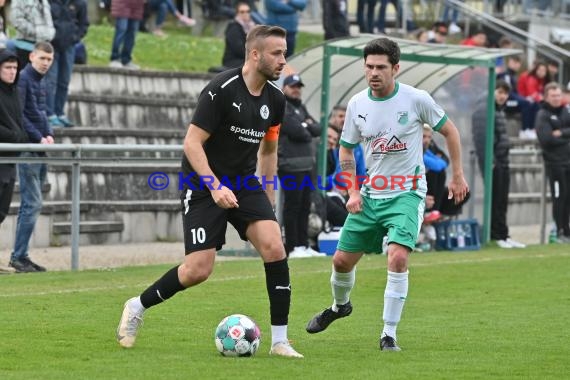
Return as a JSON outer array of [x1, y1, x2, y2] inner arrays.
[[265, 0, 306, 57], [10, 42, 55, 273]]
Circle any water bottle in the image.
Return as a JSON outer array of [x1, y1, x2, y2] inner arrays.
[[549, 225, 558, 244], [449, 224, 457, 248], [456, 224, 466, 248]]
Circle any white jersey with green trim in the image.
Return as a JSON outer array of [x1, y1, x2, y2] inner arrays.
[[340, 81, 447, 199]]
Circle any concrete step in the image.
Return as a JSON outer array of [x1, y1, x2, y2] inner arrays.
[[54, 127, 186, 146], [44, 165, 181, 201], [52, 220, 124, 234], [66, 93, 196, 129], [69, 65, 212, 99]]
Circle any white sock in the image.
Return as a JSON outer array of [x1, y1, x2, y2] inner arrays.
[[382, 270, 408, 341], [271, 325, 287, 345], [330, 267, 355, 312], [128, 296, 145, 314]]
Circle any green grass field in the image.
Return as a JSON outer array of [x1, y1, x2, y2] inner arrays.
[[1, 246, 569, 379], [82, 24, 323, 72]]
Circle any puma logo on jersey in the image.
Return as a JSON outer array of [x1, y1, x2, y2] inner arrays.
[[232, 102, 242, 112], [358, 114, 368, 122], [208, 91, 216, 100], [275, 284, 291, 291]]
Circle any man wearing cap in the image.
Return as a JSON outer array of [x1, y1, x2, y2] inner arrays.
[[278, 73, 323, 258]]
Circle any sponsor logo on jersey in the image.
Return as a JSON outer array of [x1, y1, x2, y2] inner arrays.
[[230, 125, 266, 144], [232, 102, 242, 112], [397, 111, 408, 125], [371, 135, 408, 155], [208, 91, 216, 100], [260, 105, 270, 120]]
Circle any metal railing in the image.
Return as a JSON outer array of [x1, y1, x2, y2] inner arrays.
[[0, 143, 183, 271]]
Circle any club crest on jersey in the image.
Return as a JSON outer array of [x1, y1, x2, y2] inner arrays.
[[260, 105, 270, 120], [397, 111, 408, 125]]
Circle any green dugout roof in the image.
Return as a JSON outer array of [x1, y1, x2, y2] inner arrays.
[[286, 35, 521, 244]]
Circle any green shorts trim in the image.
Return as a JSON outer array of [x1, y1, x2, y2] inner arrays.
[[337, 192, 425, 253]]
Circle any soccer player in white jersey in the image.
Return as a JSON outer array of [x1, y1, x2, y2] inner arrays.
[[306, 37, 469, 351]]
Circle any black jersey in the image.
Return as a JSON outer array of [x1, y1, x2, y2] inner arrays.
[[181, 68, 285, 188]]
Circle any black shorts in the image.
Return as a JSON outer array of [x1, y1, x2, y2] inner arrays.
[[180, 185, 276, 253]]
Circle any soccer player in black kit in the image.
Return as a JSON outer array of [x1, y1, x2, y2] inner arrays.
[[116, 25, 303, 358]]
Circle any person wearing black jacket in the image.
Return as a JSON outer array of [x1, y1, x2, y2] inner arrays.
[[221, 1, 254, 69], [536, 82, 570, 242], [0, 49, 28, 227], [0, 49, 28, 273], [45, 0, 89, 128], [278, 74, 322, 257], [472, 80, 525, 248], [322, 0, 349, 40]]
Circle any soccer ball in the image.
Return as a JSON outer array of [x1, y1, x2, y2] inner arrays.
[[214, 314, 261, 357]]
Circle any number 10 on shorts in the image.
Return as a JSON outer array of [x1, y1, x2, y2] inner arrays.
[[191, 228, 206, 244]]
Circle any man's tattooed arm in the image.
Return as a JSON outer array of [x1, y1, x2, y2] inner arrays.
[[340, 160, 355, 171]]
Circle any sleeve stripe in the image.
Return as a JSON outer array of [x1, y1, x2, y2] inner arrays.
[[220, 75, 239, 88], [433, 115, 448, 132], [340, 139, 359, 149]]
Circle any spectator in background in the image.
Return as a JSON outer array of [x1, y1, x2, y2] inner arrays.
[[441, 0, 463, 34], [278, 74, 324, 258], [472, 80, 525, 248], [356, 0, 376, 33], [109, 0, 144, 70], [265, 0, 306, 57], [328, 104, 346, 134], [10, 42, 55, 273], [0, 50, 28, 238], [497, 55, 535, 138], [0, 0, 15, 51], [547, 60, 559, 83], [323, 0, 349, 40], [9, 0, 55, 68], [324, 126, 348, 227], [141, 0, 195, 37], [221, 1, 254, 69], [563, 82, 570, 106], [45, 0, 89, 129], [426, 21, 448, 44], [461, 29, 487, 47], [376, 0, 398, 34], [536, 82, 570, 243], [517, 60, 552, 139]]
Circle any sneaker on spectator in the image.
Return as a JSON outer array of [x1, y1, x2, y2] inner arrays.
[[525, 129, 537, 139], [109, 60, 123, 68], [289, 246, 312, 258], [58, 115, 74, 128], [9, 258, 38, 273], [178, 15, 196, 27], [496, 239, 513, 248], [123, 62, 140, 70], [0, 264, 16, 274], [48, 115, 64, 128], [305, 246, 326, 257], [506, 238, 526, 248], [152, 29, 167, 38], [449, 22, 462, 34]]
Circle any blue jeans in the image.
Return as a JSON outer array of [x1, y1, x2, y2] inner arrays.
[[149, 0, 177, 27], [11, 153, 47, 261], [357, 0, 377, 33], [377, 0, 400, 32], [110, 18, 140, 65], [45, 45, 76, 117]]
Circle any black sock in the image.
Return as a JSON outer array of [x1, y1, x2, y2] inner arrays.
[[140, 266, 186, 309], [264, 258, 290, 326]]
